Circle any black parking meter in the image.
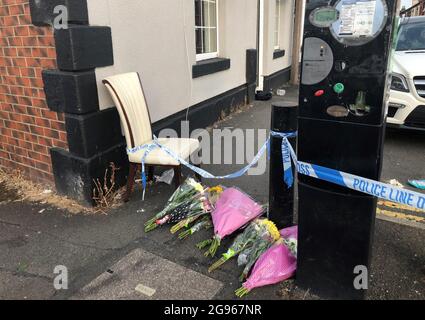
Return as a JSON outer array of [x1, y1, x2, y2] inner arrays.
[[297, 0, 397, 299]]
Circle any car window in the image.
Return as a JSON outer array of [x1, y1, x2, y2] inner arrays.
[[396, 21, 425, 51]]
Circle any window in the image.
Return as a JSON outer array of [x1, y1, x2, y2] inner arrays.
[[195, 0, 219, 61], [274, 0, 281, 50]]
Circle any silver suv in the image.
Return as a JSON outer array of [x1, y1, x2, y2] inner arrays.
[[387, 16, 425, 130]]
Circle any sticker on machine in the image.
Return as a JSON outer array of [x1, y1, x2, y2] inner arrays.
[[339, 0, 377, 38]]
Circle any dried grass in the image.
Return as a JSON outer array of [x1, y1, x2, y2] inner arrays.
[[92, 163, 124, 214], [0, 168, 90, 214], [0, 165, 124, 215]]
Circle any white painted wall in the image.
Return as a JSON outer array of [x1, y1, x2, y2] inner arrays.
[[87, 0, 294, 122], [87, 0, 258, 122], [262, 0, 295, 76]]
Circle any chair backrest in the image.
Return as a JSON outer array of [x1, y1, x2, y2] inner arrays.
[[103, 72, 153, 149]]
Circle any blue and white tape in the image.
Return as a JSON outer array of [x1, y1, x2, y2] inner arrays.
[[283, 139, 425, 211], [127, 133, 278, 200], [270, 131, 297, 188], [127, 132, 425, 210]]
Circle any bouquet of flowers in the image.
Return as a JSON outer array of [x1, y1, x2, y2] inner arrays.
[[154, 193, 212, 230], [197, 188, 265, 257], [144, 177, 205, 232], [237, 219, 281, 280], [235, 240, 297, 298], [235, 225, 298, 297], [170, 186, 224, 234], [238, 225, 298, 281], [208, 219, 280, 273], [178, 216, 212, 240]]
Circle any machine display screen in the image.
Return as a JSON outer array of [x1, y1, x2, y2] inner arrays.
[[310, 7, 339, 27], [315, 10, 338, 23]]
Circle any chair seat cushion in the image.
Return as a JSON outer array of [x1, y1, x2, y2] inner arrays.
[[128, 138, 200, 166]]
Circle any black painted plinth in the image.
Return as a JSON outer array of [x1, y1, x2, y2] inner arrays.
[[50, 144, 128, 206], [55, 26, 114, 71], [42, 69, 99, 114], [65, 108, 125, 158]]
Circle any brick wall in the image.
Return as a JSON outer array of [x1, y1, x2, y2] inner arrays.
[[0, 0, 67, 185]]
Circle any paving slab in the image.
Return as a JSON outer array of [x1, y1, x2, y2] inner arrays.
[[0, 270, 54, 300], [72, 248, 224, 300]]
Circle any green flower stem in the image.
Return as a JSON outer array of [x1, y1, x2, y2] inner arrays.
[[205, 236, 221, 257], [178, 228, 193, 240], [208, 249, 237, 273], [178, 218, 211, 240], [144, 223, 159, 233], [170, 213, 203, 234], [197, 238, 213, 249], [208, 256, 228, 273], [235, 286, 250, 298]]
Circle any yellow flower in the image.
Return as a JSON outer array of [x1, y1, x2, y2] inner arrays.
[[209, 186, 224, 194], [259, 219, 281, 241]]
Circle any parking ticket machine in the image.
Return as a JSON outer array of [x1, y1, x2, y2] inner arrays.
[[297, 0, 397, 299]]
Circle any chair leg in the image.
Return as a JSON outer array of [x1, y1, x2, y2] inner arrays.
[[124, 163, 138, 202], [148, 166, 154, 182], [195, 163, 202, 182], [174, 165, 182, 189]]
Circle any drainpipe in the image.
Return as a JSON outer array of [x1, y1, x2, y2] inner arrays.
[[290, 0, 305, 85], [256, 0, 265, 92]]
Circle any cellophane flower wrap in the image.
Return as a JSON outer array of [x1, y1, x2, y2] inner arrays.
[[235, 225, 298, 297], [198, 188, 264, 257], [172, 186, 224, 236], [208, 218, 278, 272], [144, 177, 205, 232], [280, 225, 298, 257], [238, 220, 281, 280], [178, 216, 212, 240]]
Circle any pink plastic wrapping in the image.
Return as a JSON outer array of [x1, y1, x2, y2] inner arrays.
[[243, 242, 297, 291], [212, 188, 264, 239], [280, 225, 298, 240]]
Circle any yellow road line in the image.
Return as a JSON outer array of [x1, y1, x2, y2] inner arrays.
[[377, 208, 425, 223], [378, 200, 425, 213]]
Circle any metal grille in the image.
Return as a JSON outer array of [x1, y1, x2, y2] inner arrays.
[[405, 105, 425, 128], [387, 107, 398, 118], [413, 76, 425, 98]]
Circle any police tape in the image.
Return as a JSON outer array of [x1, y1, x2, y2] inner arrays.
[[127, 133, 425, 210], [298, 161, 425, 210], [127, 134, 277, 200], [282, 138, 425, 211]]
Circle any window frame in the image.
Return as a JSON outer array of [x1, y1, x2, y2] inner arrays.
[[195, 0, 220, 62], [274, 0, 281, 50]]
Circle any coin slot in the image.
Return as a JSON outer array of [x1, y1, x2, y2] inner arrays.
[[326, 105, 349, 118]]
